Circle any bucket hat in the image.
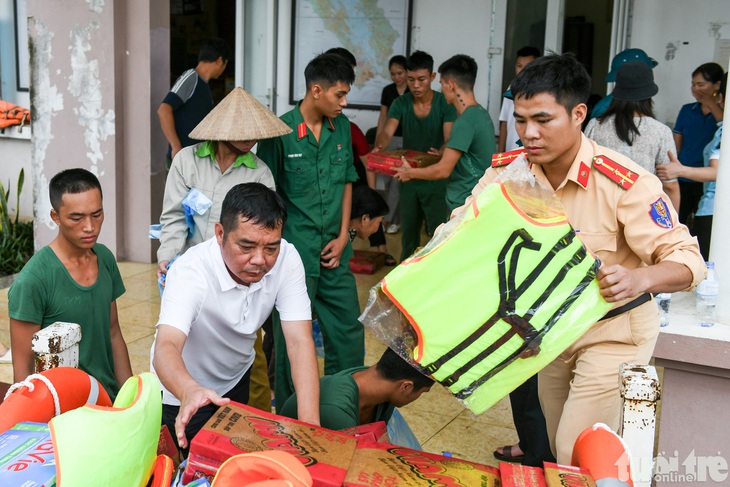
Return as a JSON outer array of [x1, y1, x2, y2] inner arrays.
[[605, 48, 658, 82], [189, 87, 292, 141], [611, 61, 658, 101]]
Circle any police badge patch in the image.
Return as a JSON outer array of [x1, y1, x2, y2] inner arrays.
[[649, 198, 673, 229]]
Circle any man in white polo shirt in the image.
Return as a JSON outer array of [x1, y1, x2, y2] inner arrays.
[[152, 182, 320, 453]]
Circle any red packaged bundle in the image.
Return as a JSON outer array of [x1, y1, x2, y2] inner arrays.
[[500, 462, 547, 486], [367, 150, 440, 176], [349, 250, 386, 275]]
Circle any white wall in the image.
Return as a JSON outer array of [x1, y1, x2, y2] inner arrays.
[[272, 0, 503, 135], [631, 0, 730, 127]]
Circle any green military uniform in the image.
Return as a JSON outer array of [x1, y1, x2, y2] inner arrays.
[[388, 91, 457, 260], [257, 102, 364, 407], [444, 104, 495, 212]]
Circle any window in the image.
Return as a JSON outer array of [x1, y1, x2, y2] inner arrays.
[[1, 0, 30, 137]]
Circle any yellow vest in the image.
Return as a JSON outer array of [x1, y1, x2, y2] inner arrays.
[[50, 372, 162, 486], [381, 180, 612, 414]]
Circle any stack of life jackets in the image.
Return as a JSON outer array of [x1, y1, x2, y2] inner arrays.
[[0, 100, 31, 130], [362, 161, 613, 415]]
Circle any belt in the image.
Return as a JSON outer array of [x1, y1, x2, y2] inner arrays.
[[600, 293, 652, 321]]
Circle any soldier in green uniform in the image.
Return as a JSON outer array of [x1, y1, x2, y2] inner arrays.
[[257, 53, 363, 407], [375, 51, 457, 261], [393, 54, 495, 214]]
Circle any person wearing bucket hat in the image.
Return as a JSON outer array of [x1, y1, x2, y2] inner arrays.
[[157, 87, 292, 416], [257, 52, 364, 409], [585, 61, 680, 210], [590, 48, 658, 120]]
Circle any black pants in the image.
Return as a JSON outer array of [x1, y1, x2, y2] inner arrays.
[[678, 180, 704, 230], [509, 374, 555, 467], [162, 367, 251, 457], [694, 215, 713, 261]]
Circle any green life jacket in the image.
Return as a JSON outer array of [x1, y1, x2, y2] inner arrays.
[[381, 180, 612, 414], [50, 372, 162, 486]]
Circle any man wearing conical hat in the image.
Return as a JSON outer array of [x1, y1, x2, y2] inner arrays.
[[156, 87, 291, 416], [257, 52, 364, 408]]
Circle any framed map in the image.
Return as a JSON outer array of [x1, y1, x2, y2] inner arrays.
[[289, 0, 412, 110]]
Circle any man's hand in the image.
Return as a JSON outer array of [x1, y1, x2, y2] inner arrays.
[[427, 147, 442, 157], [157, 260, 170, 283], [597, 264, 647, 302], [321, 236, 348, 269], [393, 158, 413, 182], [656, 151, 685, 181], [175, 384, 230, 449]]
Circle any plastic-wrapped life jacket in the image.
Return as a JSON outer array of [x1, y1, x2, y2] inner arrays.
[[379, 179, 612, 414], [50, 372, 162, 487]]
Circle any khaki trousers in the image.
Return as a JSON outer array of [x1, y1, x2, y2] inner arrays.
[[538, 299, 659, 463]]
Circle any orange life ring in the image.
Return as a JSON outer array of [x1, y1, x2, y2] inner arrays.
[[148, 455, 174, 487], [0, 367, 112, 433], [572, 423, 633, 487]]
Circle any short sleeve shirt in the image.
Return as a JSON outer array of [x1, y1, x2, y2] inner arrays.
[[162, 69, 213, 158], [381, 83, 409, 137], [445, 105, 496, 211], [152, 237, 311, 405], [388, 91, 457, 152], [674, 102, 719, 170], [498, 96, 520, 151], [584, 116, 677, 177], [278, 366, 395, 430], [256, 103, 358, 276], [9, 245, 125, 400]]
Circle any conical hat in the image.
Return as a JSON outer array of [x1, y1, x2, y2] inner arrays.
[[189, 87, 292, 141]]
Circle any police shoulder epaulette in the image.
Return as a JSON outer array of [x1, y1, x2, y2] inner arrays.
[[492, 148, 528, 168], [592, 155, 639, 190]]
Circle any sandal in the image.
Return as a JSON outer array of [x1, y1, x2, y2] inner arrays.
[[493, 444, 524, 463], [383, 253, 397, 266]]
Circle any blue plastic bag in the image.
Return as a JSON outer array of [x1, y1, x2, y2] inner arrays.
[[386, 408, 422, 450]]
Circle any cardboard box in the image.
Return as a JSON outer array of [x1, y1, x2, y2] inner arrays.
[[500, 462, 546, 486], [340, 421, 390, 444], [349, 250, 386, 275], [367, 150, 440, 176], [344, 440, 500, 486], [184, 402, 357, 486], [543, 462, 596, 487], [0, 422, 56, 487]]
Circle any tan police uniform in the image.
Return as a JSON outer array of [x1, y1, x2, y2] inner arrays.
[[455, 134, 706, 463]]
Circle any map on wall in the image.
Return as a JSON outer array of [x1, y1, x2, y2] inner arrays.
[[290, 0, 412, 109]]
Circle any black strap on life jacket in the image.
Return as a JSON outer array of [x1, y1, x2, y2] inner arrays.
[[422, 228, 576, 376]]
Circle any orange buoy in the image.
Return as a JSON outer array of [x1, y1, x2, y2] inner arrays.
[[148, 455, 174, 487], [0, 367, 112, 433], [572, 423, 633, 487]]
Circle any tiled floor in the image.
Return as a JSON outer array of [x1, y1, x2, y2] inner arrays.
[[0, 231, 517, 468]]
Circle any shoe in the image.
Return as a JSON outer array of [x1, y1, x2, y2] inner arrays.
[[0, 349, 12, 364], [385, 224, 400, 234], [493, 444, 524, 463], [383, 253, 397, 266]]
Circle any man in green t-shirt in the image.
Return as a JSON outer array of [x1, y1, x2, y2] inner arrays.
[[393, 54, 496, 214], [375, 51, 457, 261], [279, 347, 433, 430], [8, 168, 132, 401]]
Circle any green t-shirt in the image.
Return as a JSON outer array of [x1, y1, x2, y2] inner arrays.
[[256, 102, 358, 277], [8, 244, 126, 400], [279, 366, 395, 430], [388, 91, 457, 152], [445, 104, 496, 211]]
